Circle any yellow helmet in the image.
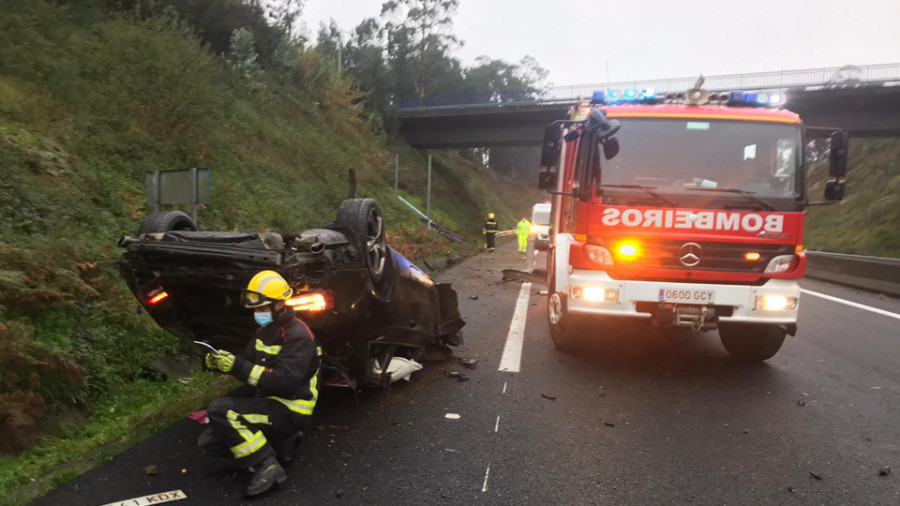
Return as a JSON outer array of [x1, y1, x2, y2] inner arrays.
[[488, 213, 495, 219], [242, 270, 293, 308]]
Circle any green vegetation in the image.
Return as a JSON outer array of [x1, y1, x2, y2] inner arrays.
[[806, 139, 900, 257], [0, 0, 541, 499]]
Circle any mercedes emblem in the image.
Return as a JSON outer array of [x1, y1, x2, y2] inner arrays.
[[679, 242, 702, 267]]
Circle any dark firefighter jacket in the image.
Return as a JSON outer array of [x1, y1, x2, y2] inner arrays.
[[483, 219, 498, 234], [231, 306, 321, 418]]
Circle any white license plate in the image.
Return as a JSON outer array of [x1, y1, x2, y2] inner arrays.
[[658, 288, 715, 304]]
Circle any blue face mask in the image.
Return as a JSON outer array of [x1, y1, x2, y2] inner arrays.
[[254, 311, 273, 327]]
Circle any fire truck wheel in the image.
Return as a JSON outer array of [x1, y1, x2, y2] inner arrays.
[[718, 323, 786, 362], [548, 272, 581, 352]]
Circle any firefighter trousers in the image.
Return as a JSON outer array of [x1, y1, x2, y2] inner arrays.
[[484, 232, 496, 251], [198, 395, 308, 468]]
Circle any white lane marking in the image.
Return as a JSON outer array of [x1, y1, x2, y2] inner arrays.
[[801, 289, 900, 321], [494, 415, 500, 433], [481, 464, 491, 492], [499, 282, 532, 373], [502, 381, 507, 394]]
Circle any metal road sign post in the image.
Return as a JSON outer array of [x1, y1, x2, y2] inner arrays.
[[426, 155, 432, 219], [145, 168, 211, 226], [395, 153, 400, 191]]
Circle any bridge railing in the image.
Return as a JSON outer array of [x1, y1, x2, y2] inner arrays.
[[399, 62, 900, 110]]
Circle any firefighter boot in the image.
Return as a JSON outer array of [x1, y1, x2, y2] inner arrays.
[[245, 453, 287, 497], [273, 432, 302, 466]]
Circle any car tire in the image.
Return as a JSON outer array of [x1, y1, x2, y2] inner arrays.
[[548, 260, 580, 353], [336, 198, 393, 296], [138, 211, 197, 235], [719, 323, 786, 362]]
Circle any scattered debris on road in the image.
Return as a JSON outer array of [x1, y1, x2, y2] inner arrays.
[[444, 448, 460, 453], [787, 486, 796, 493], [335, 489, 345, 498], [444, 371, 470, 382], [455, 357, 479, 369], [329, 425, 347, 430], [469, 294, 479, 300], [445, 413, 461, 420], [878, 466, 891, 477], [537, 289, 548, 296], [428, 443, 436, 448], [604, 422, 615, 428], [143, 465, 159, 476], [742, 429, 750, 434], [383, 357, 423, 382], [797, 400, 807, 407], [809, 471, 823, 480], [187, 410, 208, 425], [871, 386, 882, 390], [541, 393, 557, 401]]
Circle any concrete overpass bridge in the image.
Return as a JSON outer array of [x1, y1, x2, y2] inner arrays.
[[398, 63, 900, 148]]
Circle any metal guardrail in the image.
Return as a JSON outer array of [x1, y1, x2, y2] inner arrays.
[[806, 251, 900, 298], [399, 63, 900, 110]]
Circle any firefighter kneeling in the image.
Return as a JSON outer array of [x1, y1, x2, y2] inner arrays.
[[199, 270, 321, 497]]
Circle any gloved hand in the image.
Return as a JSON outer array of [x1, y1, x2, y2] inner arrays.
[[204, 350, 235, 373]]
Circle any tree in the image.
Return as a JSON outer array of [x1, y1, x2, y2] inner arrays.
[[381, 0, 464, 107], [463, 55, 549, 103], [227, 27, 258, 76]]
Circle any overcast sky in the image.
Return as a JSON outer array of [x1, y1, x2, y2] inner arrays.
[[302, 0, 899, 86]]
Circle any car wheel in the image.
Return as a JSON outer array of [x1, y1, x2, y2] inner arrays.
[[336, 198, 393, 296], [548, 261, 580, 353], [138, 211, 197, 235], [719, 323, 786, 362]]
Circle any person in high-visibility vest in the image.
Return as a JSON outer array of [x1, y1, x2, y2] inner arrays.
[[516, 217, 531, 254], [483, 213, 498, 252], [199, 270, 320, 497]]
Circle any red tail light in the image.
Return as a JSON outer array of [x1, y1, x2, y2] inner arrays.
[[147, 290, 169, 305], [286, 290, 334, 312]]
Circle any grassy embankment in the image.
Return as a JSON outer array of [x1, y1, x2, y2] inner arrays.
[[805, 138, 900, 257], [0, 1, 540, 502]]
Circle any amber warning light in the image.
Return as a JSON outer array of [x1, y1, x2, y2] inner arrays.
[[286, 291, 334, 312]]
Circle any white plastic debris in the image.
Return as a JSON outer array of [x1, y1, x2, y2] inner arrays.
[[445, 413, 461, 420], [386, 357, 423, 383]]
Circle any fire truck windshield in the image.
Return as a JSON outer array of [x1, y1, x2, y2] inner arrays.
[[599, 118, 801, 201]]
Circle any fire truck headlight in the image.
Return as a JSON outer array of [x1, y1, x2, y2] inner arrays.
[[576, 287, 619, 303], [764, 254, 794, 274], [756, 295, 798, 311], [585, 245, 614, 266]]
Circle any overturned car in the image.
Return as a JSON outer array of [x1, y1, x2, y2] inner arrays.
[[118, 198, 465, 388]]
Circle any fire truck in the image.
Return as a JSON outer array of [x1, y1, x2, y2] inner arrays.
[[537, 83, 849, 361]]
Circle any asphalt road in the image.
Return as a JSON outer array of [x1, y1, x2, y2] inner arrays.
[[30, 242, 900, 506]]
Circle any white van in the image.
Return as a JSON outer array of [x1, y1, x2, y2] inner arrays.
[[531, 202, 552, 251]]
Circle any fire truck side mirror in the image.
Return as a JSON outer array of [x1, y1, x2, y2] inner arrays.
[[538, 170, 557, 190], [828, 130, 849, 178], [824, 179, 845, 201], [603, 137, 620, 160], [540, 125, 563, 167]]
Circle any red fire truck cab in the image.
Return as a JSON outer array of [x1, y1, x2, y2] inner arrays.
[[538, 86, 849, 361]]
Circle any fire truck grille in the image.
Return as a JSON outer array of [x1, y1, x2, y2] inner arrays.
[[636, 241, 794, 273]]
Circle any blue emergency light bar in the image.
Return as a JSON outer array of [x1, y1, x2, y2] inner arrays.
[[590, 87, 785, 107], [591, 88, 656, 105]]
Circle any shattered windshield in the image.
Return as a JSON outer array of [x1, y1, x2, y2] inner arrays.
[[601, 119, 802, 199]]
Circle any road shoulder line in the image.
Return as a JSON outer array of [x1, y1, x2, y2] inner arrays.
[[801, 288, 900, 321]]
